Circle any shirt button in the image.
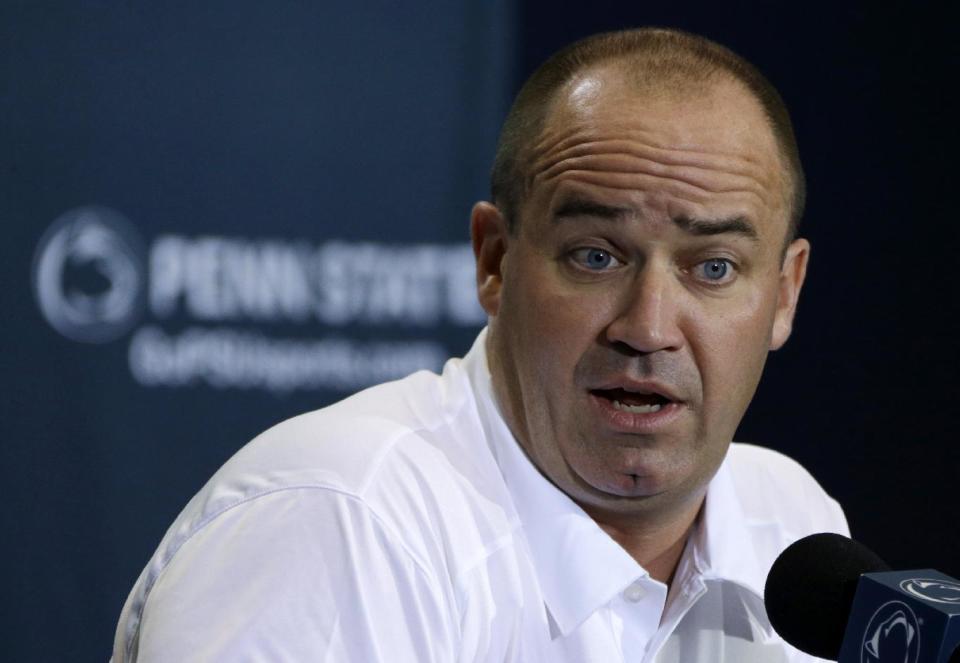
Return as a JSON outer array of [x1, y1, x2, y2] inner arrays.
[[623, 582, 646, 603]]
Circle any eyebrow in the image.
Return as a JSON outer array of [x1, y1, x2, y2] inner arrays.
[[552, 199, 632, 221], [673, 215, 760, 242], [552, 197, 759, 242]]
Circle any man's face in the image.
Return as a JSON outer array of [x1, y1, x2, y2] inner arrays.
[[473, 65, 809, 520]]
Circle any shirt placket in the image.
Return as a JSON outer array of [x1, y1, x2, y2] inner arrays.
[[643, 576, 708, 662], [608, 576, 668, 661]]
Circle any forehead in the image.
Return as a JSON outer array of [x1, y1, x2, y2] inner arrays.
[[526, 64, 789, 237]]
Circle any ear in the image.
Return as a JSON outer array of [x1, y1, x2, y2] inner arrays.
[[470, 201, 509, 317], [770, 238, 810, 350]]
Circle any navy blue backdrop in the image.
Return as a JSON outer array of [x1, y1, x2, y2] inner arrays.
[[2, 2, 957, 661], [2, 2, 512, 659]]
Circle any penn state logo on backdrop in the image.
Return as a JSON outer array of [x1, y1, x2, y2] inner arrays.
[[900, 578, 960, 605], [861, 601, 920, 663], [32, 206, 146, 343]]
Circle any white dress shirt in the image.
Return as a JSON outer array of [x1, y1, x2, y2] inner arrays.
[[113, 329, 848, 662]]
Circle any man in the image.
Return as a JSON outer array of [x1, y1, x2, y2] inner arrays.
[[114, 28, 846, 662]]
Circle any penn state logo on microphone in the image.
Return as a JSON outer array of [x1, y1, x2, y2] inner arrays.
[[900, 578, 960, 605], [861, 601, 920, 663], [32, 206, 146, 343]]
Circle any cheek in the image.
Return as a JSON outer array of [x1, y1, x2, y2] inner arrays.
[[504, 256, 617, 363], [692, 284, 778, 418]]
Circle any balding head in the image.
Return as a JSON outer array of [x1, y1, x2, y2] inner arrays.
[[491, 28, 806, 244]]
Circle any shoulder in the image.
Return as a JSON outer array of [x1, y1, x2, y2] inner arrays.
[[115, 360, 517, 660], [725, 442, 849, 540], [171, 356, 513, 558], [206, 359, 482, 502]]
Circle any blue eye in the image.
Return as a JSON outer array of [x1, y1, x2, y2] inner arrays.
[[572, 247, 619, 270], [699, 259, 732, 281]]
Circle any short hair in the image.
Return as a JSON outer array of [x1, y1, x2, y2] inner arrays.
[[491, 28, 806, 242]]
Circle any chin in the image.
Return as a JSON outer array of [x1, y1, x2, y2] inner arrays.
[[578, 465, 673, 500]]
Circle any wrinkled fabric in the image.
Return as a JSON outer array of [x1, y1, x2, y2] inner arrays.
[[113, 328, 847, 662]]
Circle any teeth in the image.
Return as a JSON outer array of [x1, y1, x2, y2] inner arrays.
[[612, 399, 662, 414]]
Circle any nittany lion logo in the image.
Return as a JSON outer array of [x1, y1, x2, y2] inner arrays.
[[32, 206, 146, 343], [861, 601, 920, 663], [900, 578, 960, 605]]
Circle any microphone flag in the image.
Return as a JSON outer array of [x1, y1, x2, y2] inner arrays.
[[837, 569, 960, 663]]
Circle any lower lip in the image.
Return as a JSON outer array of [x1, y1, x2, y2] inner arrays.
[[588, 392, 685, 433]]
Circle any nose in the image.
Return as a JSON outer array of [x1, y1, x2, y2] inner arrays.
[[604, 263, 685, 354]]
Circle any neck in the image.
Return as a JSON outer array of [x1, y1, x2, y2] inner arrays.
[[484, 327, 706, 585], [580, 497, 704, 585]]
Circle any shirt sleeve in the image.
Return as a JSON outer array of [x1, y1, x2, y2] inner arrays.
[[128, 487, 457, 662]]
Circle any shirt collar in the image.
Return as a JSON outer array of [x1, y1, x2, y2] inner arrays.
[[461, 328, 766, 634], [689, 456, 766, 598]]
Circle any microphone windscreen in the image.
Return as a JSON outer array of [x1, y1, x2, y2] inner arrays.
[[764, 533, 890, 660]]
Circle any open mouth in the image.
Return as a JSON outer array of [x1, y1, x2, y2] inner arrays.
[[590, 388, 672, 414]]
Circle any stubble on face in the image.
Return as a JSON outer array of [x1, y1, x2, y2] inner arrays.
[[482, 63, 796, 530]]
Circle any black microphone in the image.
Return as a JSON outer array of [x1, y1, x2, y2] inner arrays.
[[764, 533, 960, 662]]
